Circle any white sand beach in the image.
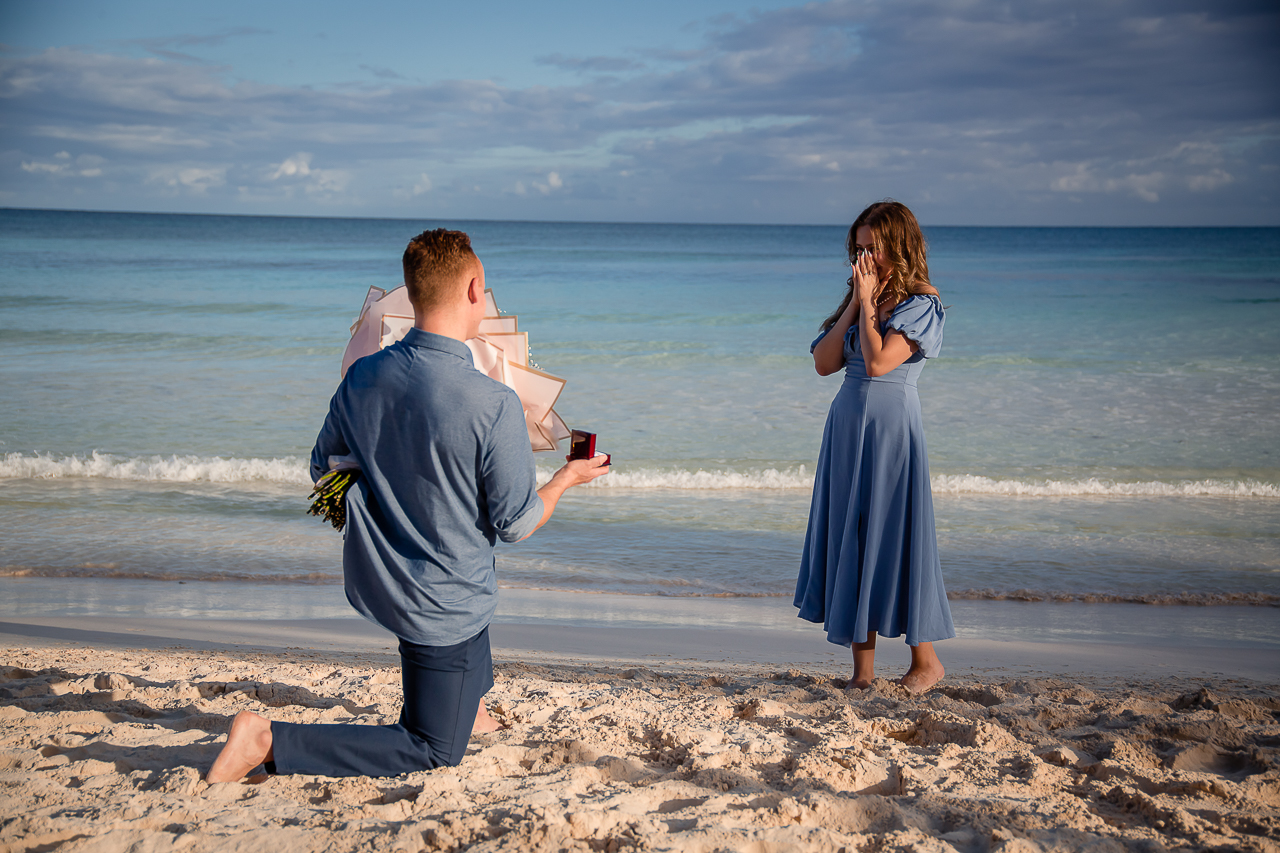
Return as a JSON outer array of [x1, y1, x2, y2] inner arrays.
[[2, 605, 1278, 853]]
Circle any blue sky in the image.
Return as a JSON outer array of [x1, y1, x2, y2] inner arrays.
[[1, 0, 1277, 225]]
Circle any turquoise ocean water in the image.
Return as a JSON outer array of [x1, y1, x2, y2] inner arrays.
[[2, 209, 1277, 640]]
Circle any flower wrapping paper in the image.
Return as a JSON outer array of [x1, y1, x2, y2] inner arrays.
[[340, 286, 572, 452]]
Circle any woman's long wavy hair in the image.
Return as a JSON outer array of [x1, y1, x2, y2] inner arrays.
[[821, 200, 936, 332]]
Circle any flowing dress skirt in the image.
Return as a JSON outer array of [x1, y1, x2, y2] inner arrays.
[[794, 371, 955, 647]]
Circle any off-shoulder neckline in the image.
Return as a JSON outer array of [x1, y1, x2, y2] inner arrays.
[[888, 293, 942, 316], [899, 292, 941, 305]]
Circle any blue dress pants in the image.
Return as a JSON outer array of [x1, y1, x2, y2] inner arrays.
[[269, 626, 493, 777]]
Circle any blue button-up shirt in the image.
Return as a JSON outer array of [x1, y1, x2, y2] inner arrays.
[[311, 328, 543, 646]]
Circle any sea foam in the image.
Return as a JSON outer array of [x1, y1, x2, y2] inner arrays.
[[542, 466, 1279, 496], [0, 451, 310, 484], [3, 452, 1276, 498], [931, 474, 1280, 498], [548, 466, 815, 490]]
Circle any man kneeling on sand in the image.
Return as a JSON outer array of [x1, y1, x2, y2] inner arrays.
[[208, 228, 610, 782]]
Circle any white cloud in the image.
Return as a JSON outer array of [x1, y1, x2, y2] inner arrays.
[[147, 165, 227, 193], [303, 169, 350, 195], [1052, 164, 1095, 193], [18, 152, 107, 179], [271, 153, 313, 180], [1169, 142, 1226, 167], [1051, 165, 1165, 202], [1106, 172, 1164, 203], [1188, 168, 1234, 191], [391, 172, 433, 200], [31, 123, 211, 151], [21, 161, 66, 174], [174, 167, 225, 191], [531, 171, 564, 194], [266, 153, 348, 196], [789, 154, 841, 172], [1051, 140, 1244, 203]]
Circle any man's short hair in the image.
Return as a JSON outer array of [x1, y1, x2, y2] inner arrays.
[[402, 229, 478, 312]]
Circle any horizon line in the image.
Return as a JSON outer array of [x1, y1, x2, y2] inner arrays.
[[3, 205, 1278, 230]]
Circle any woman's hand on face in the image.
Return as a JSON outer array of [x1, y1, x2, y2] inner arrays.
[[852, 251, 879, 307]]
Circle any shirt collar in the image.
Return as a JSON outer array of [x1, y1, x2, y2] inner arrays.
[[402, 328, 475, 366]]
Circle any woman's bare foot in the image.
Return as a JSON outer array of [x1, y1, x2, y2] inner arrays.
[[207, 711, 273, 783], [471, 703, 503, 735], [899, 662, 945, 694], [898, 642, 945, 694], [851, 636, 877, 689]]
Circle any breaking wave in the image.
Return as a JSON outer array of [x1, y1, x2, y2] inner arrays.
[[931, 474, 1280, 498], [546, 467, 1278, 496], [3, 452, 1276, 497], [0, 452, 310, 485], [547, 466, 815, 490]]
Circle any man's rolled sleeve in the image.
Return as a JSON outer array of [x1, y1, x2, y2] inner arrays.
[[482, 391, 544, 544], [500, 494, 544, 543]]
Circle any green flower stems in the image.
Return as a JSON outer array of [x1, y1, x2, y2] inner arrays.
[[307, 469, 359, 531]]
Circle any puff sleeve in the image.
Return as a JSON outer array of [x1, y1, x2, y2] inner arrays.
[[810, 324, 855, 355], [886, 295, 945, 358]]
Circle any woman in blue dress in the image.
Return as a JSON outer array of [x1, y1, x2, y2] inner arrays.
[[795, 200, 954, 694]]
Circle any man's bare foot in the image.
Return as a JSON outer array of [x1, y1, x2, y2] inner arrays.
[[471, 703, 503, 735], [851, 672, 875, 690], [898, 661, 945, 694], [207, 711, 273, 783]]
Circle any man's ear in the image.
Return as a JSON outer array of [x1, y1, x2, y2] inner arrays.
[[466, 271, 483, 304]]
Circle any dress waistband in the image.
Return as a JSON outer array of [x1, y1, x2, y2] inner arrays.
[[843, 369, 918, 388]]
